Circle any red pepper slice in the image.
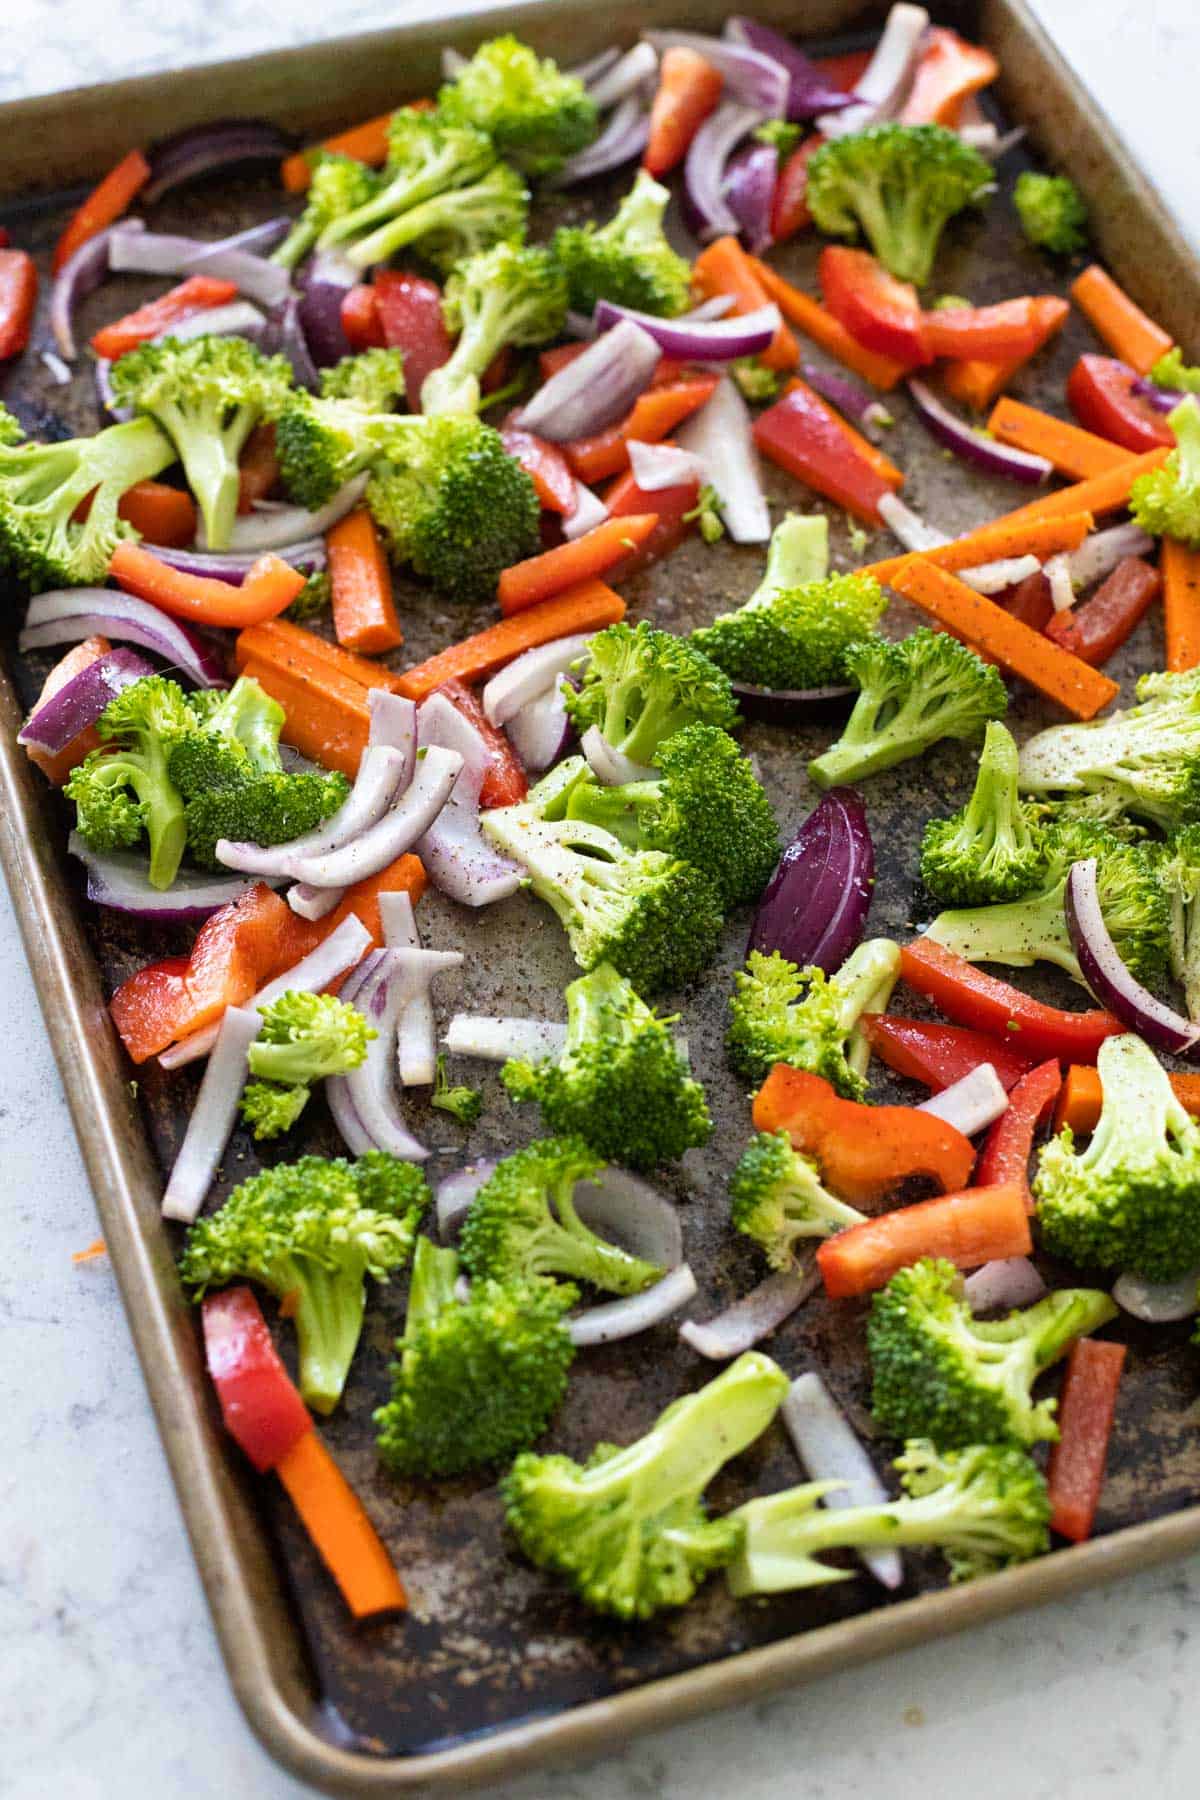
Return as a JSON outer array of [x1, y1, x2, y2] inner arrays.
[[1046, 1338, 1126, 1542], [374, 270, 453, 411], [90, 275, 239, 361], [922, 298, 1046, 363], [341, 283, 386, 351], [818, 246, 931, 368], [899, 938, 1125, 1063], [771, 136, 823, 242], [201, 1287, 312, 1473], [1065, 354, 1176, 454], [1044, 556, 1162, 666], [500, 424, 576, 514], [753, 379, 896, 523], [563, 377, 719, 484], [974, 1058, 1063, 1210], [898, 27, 999, 126], [605, 455, 701, 578], [999, 569, 1053, 632], [860, 1013, 1039, 1092], [0, 249, 38, 360], [436, 677, 528, 807]]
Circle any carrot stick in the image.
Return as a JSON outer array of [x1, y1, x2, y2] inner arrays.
[[817, 1183, 1032, 1298], [53, 148, 151, 273], [863, 510, 1095, 587], [987, 397, 1133, 481], [109, 542, 304, 629], [1071, 265, 1174, 376], [890, 557, 1119, 719], [1053, 1063, 1200, 1135], [498, 514, 658, 616], [942, 296, 1071, 412], [275, 1430, 406, 1618], [692, 237, 799, 372], [564, 378, 719, 484], [1161, 537, 1200, 672], [1046, 1338, 1126, 1542], [326, 508, 403, 653], [969, 449, 1171, 537], [236, 423, 280, 514], [72, 1237, 108, 1264], [117, 481, 197, 547], [236, 618, 407, 693], [239, 655, 371, 779], [396, 580, 626, 702], [281, 112, 396, 194], [750, 257, 908, 390]]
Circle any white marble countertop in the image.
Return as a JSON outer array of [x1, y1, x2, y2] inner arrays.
[[3, 4, 1199, 1797]]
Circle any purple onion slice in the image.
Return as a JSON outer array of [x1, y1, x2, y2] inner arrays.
[[1066, 859, 1200, 1055], [143, 120, 292, 203], [19, 647, 154, 752], [907, 379, 1052, 484], [749, 787, 874, 973]]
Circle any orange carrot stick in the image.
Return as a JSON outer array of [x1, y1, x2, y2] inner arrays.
[[863, 510, 1095, 587], [890, 557, 1119, 719], [326, 508, 403, 653], [281, 112, 396, 193], [817, 1183, 1032, 1298], [109, 542, 304, 629], [564, 378, 719, 484], [396, 580, 626, 702], [53, 148, 151, 273], [1161, 537, 1200, 672], [117, 481, 197, 547], [1054, 1063, 1200, 1135], [239, 655, 372, 779], [987, 396, 1134, 481], [750, 258, 908, 390], [693, 237, 799, 372], [498, 514, 658, 616], [275, 1430, 406, 1618], [942, 296, 1071, 412], [1071, 265, 1174, 376], [236, 616, 406, 693], [971, 449, 1170, 536]]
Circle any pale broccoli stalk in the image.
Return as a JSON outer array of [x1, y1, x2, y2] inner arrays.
[[1131, 396, 1200, 547], [1160, 826, 1200, 1020], [920, 721, 1048, 906], [272, 152, 382, 271], [421, 242, 568, 416], [726, 939, 901, 1095], [318, 109, 496, 252]]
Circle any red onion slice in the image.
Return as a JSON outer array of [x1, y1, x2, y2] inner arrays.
[[587, 42, 659, 110], [380, 890, 420, 950], [151, 299, 269, 348], [675, 375, 769, 543], [297, 250, 358, 368], [286, 883, 344, 921], [264, 746, 462, 890], [552, 95, 650, 188], [515, 319, 662, 442], [569, 47, 621, 87], [917, 1063, 1008, 1136], [415, 762, 524, 907], [781, 1371, 903, 1588], [1131, 374, 1182, 415], [203, 473, 368, 553], [161, 1004, 260, 1223], [443, 1015, 567, 1063], [563, 480, 609, 540], [907, 379, 1052, 484], [325, 1074, 376, 1156], [644, 29, 790, 112], [818, 3, 931, 137], [108, 225, 291, 307], [580, 724, 655, 787], [435, 1160, 498, 1236], [680, 1268, 819, 1358], [368, 690, 418, 765], [723, 18, 856, 119], [731, 681, 855, 724], [41, 350, 71, 385], [50, 218, 144, 361], [801, 361, 894, 439], [216, 744, 409, 877], [1112, 1267, 1200, 1323], [482, 633, 593, 727], [342, 947, 463, 1160], [724, 141, 778, 256], [1068, 523, 1156, 589], [592, 298, 780, 361], [963, 1257, 1048, 1313], [19, 589, 226, 689], [20, 647, 154, 752], [749, 787, 875, 975], [68, 832, 261, 922], [507, 676, 575, 773], [1067, 859, 1200, 1053], [878, 490, 950, 553], [627, 441, 707, 493], [1045, 552, 1075, 613], [683, 100, 767, 243], [417, 691, 493, 788], [144, 536, 325, 586], [143, 120, 292, 203], [959, 553, 1042, 595], [571, 1266, 697, 1345], [398, 989, 436, 1089]]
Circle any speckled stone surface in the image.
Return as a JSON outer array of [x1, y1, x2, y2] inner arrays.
[[3, 3, 1200, 1796]]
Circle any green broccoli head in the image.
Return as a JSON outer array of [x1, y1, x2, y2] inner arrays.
[[1035, 1032, 1200, 1280], [728, 1437, 1050, 1595], [422, 241, 568, 416], [273, 387, 395, 511], [502, 1350, 789, 1619], [317, 108, 496, 254], [286, 569, 332, 621], [726, 939, 901, 1094], [374, 1236, 576, 1475], [921, 720, 1048, 906], [868, 1257, 1118, 1451], [438, 33, 598, 177], [0, 403, 23, 446], [0, 415, 175, 590], [1148, 348, 1200, 396], [342, 159, 529, 275], [810, 628, 1008, 790], [240, 1080, 311, 1140], [179, 1152, 429, 1413], [1131, 397, 1200, 547], [64, 674, 193, 889], [692, 571, 887, 692], [730, 1130, 866, 1272], [566, 621, 739, 767], [501, 961, 712, 1170], [430, 1053, 484, 1125], [552, 168, 693, 319], [1013, 170, 1088, 255], [249, 990, 375, 1083], [319, 347, 408, 410], [807, 122, 995, 287], [272, 151, 383, 271]]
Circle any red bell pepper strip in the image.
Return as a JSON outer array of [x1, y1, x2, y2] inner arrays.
[[1065, 354, 1176, 453], [436, 678, 528, 807], [374, 270, 452, 411], [751, 257, 908, 390], [52, 148, 151, 274], [110, 542, 304, 629], [753, 379, 899, 524], [643, 47, 724, 177], [922, 298, 1051, 364], [899, 938, 1125, 1063], [814, 49, 873, 91], [1000, 570, 1053, 633], [1046, 1338, 1127, 1542], [605, 455, 700, 578], [201, 1286, 312, 1473], [859, 1013, 1039, 1092], [0, 250, 37, 361], [341, 283, 385, 351], [817, 1183, 1032, 1299], [818, 246, 932, 368], [771, 136, 824, 242], [974, 1059, 1063, 1211], [0, 228, 9, 248], [899, 27, 999, 126], [500, 424, 576, 514], [1044, 557, 1162, 666], [942, 296, 1071, 413], [90, 275, 239, 361], [563, 377, 719, 484]]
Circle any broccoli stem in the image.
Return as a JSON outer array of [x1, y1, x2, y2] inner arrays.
[[837, 939, 902, 1081], [406, 1237, 461, 1338], [291, 1266, 369, 1415], [973, 1287, 1120, 1369], [748, 512, 830, 602], [924, 877, 1080, 980]]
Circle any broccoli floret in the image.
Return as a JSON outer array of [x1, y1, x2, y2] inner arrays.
[[564, 724, 779, 911], [438, 33, 598, 177], [921, 720, 1048, 906], [501, 961, 712, 1169], [109, 334, 293, 551], [924, 819, 1170, 989], [274, 388, 391, 510], [0, 403, 22, 446], [342, 160, 529, 275], [502, 1351, 789, 1619], [730, 357, 784, 402], [1160, 825, 1200, 1020], [1131, 396, 1200, 547], [64, 674, 191, 889], [430, 1053, 483, 1125], [726, 939, 900, 1095], [807, 123, 995, 287], [755, 119, 803, 162], [552, 168, 692, 320], [374, 1236, 576, 1476], [727, 1438, 1050, 1595], [730, 1130, 866, 1272], [461, 1134, 665, 1293], [240, 1081, 310, 1140], [694, 571, 886, 692], [0, 415, 175, 589], [809, 628, 1008, 790], [1148, 348, 1200, 395], [317, 107, 496, 254], [239, 991, 375, 1136], [684, 484, 726, 545], [1034, 1031, 1200, 1280], [1013, 170, 1088, 255], [482, 760, 724, 994], [868, 1258, 1117, 1451], [1017, 664, 1200, 830], [180, 1152, 428, 1413], [422, 241, 567, 416], [319, 347, 407, 409], [271, 151, 383, 272], [693, 510, 833, 687], [566, 621, 739, 769], [286, 569, 332, 621]]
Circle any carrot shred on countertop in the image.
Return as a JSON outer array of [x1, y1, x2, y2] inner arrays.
[[72, 1238, 108, 1264]]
